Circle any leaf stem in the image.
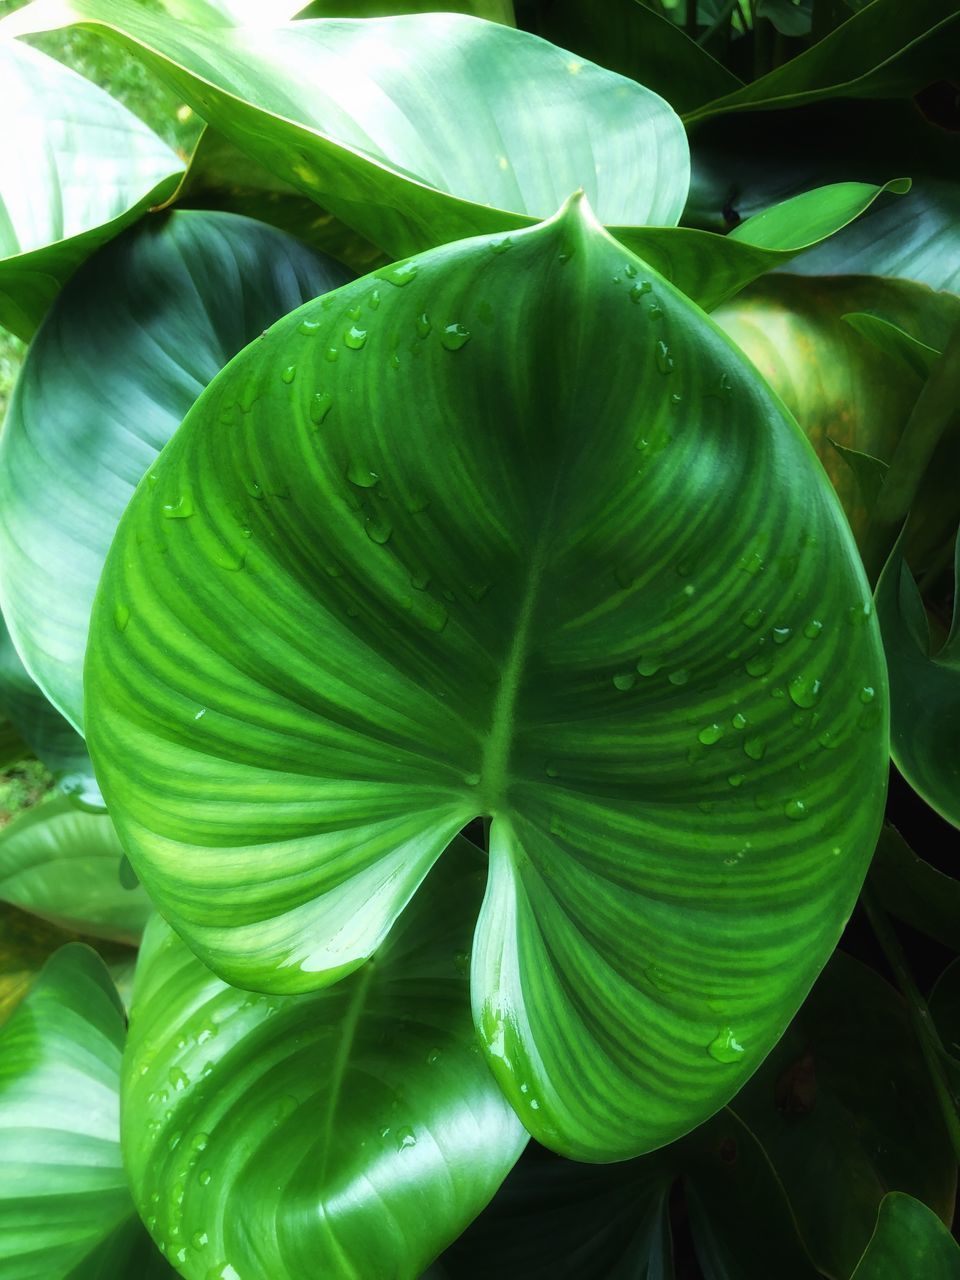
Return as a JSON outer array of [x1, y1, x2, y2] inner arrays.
[[861, 881, 960, 1163], [861, 321, 960, 585]]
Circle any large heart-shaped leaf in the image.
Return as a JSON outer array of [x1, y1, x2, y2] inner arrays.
[[715, 275, 960, 538], [437, 954, 954, 1278], [87, 197, 888, 1159], [0, 943, 172, 1278], [876, 530, 960, 827], [0, 794, 151, 942], [0, 209, 350, 733], [851, 1194, 960, 1280], [1, 0, 692, 258], [0, 38, 181, 342], [122, 842, 525, 1280]]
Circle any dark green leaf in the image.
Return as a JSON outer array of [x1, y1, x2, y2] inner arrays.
[[0, 794, 151, 942], [828, 441, 889, 512], [869, 825, 960, 952], [850, 1193, 960, 1280], [756, 0, 812, 37], [876, 531, 960, 827], [122, 843, 526, 1279], [439, 954, 953, 1278], [88, 197, 888, 1159], [0, 209, 350, 732], [0, 943, 171, 1278], [0, 39, 181, 341], [684, 0, 960, 123]]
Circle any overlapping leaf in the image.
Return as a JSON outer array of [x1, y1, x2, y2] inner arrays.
[[0, 944, 171, 1278], [851, 1194, 960, 1280], [0, 794, 151, 942], [715, 275, 960, 537], [0, 209, 350, 732], [87, 197, 887, 1158], [122, 843, 525, 1280], [876, 529, 960, 828], [0, 39, 181, 341]]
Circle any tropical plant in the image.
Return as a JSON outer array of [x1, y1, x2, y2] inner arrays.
[[0, 0, 958, 1276]]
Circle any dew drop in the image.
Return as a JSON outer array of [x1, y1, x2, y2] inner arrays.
[[731, 712, 748, 730], [847, 601, 873, 626], [788, 674, 822, 708], [784, 798, 808, 821], [426, 1048, 442, 1066], [396, 1126, 417, 1152], [859, 685, 875, 703], [629, 280, 652, 302], [741, 607, 764, 630], [636, 655, 661, 677], [804, 619, 824, 639], [489, 236, 513, 254], [193, 1231, 210, 1250], [369, 289, 381, 311], [381, 260, 419, 286], [440, 323, 471, 351], [708, 1027, 745, 1063], [544, 762, 559, 778], [325, 346, 339, 363], [280, 364, 296, 385], [343, 324, 368, 350], [648, 302, 664, 320], [364, 515, 393, 545], [245, 479, 263, 500], [199, 1170, 212, 1187], [745, 651, 773, 677], [310, 391, 333, 425], [771, 626, 792, 645], [698, 723, 723, 745], [162, 495, 194, 519], [114, 602, 130, 632], [464, 772, 481, 787], [298, 318, 321, 335], [613, 672, 636, 691], [727, 773, 745, 788], [346, 460, 379, 489], [743, 735, 766, 761], [668, 668, 690, 686], [416, 313, 432, 339], [655, 340, 674, 374]]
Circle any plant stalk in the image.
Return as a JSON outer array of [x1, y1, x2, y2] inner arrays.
[[861, 321, 960, 585], [861, 881, 960, 1164]]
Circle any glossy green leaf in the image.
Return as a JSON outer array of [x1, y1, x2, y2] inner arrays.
[[88, 197, 888, 1159], [715, 275, 960, 538], [439, 954, 952, 1278], [157, 0, 307, 21], [0, 209, 350, 733], [0, 943, 171, 1279], [684, 0, 960, 123], [0, 38, 181, 342], [876, 530, 960, 828], [829, 441, 888, 511], [727, 179, 910, 252], [122, 843, 526, 1280], [851, 1194, 960, 1280], [756, 0, 812, 37], [514, 0, 741, 114], [843, 311, 942, 379], [1, 1, 692, 258], [869, 825, 960, 951], [0, 794, 151, 942]]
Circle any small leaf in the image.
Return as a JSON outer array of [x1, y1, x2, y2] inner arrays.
[[843, 311, 942, 379], [869, 825, 960, 950]]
